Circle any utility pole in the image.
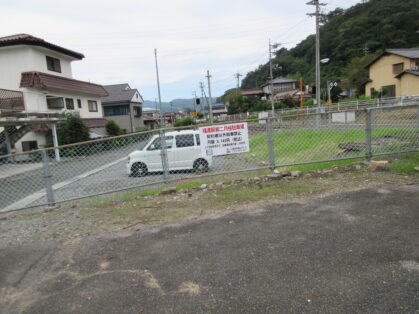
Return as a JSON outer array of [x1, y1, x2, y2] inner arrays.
[[200, 81, 210, 120], [206, 70, 213, 123], [154, 48, 169, 183], [170, 101, 174, 124], [200, 81, 209, 107], [235, 72, 243, 91], [269, 39, 280, 117], [192, 92, 196, 113], [307, 0, 326, 128]]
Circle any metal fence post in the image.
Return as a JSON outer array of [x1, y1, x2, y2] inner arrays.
[[365, 109, 372, 161], [266, 119, 276, 172], [159, 127, 170, 184], [41, 149, 55, 206]]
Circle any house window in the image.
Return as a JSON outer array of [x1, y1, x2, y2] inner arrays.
[[22, 141, 38, 152], [77, 99, 82, 109], [104, 105, 129, 116], [381, 85, 396, 98], [392, 63, 404, 75], [133, 106, 142, 117], [46, 56, 61, 73], [46, 96, 64, 109], [88, 100, 98, 112], [65, 98, 74, 110]]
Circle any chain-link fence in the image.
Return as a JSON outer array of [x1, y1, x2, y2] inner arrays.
[[0, 104, 418, 212]]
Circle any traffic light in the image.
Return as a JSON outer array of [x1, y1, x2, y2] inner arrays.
[[195, 98, 200, 105]]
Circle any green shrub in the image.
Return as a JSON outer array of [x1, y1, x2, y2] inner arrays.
[[58, 114, 90, 145], [246, 115, 258, 120], [106, 120, 123, 136], [135, 126, 149, 133], [174, 117, 197, 127]]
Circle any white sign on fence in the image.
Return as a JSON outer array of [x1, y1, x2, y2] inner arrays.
[[258, 112, 269, 124], [199, 122, 250, 157]]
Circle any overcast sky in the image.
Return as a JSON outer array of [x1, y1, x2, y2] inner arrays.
[[1, 0, 361, 101]]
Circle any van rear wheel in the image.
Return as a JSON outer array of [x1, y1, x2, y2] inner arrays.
[[131, 162, 148, 177], [193, 159, 209, 173]]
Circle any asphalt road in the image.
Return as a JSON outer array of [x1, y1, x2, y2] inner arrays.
[[1, 184, 418, 313]]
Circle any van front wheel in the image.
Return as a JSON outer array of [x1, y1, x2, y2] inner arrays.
[[131, 162, 148, 177], [193, 159, 209, 173]]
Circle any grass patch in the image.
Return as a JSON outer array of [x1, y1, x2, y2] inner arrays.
[[389, 152, 419, 175], [249, 128, 418, 165]]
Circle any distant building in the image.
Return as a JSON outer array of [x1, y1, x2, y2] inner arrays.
[[240, 79, 299, 102], [240, 89, 266, 99], [101, 84, 144, 133], [261, 78, 298, 101], [211, 103, 228, 118], [365, 48, 419, 97], [142, 108, 160, 129]]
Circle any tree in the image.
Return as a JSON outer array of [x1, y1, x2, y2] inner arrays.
[[340, 53, 379, 95], [239, 0, 419, 92], [105, 119, 123, 136], [58, 114, 90, 145]]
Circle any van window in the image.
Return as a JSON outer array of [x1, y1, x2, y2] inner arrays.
[[175, 134, 195, 148], [195, 134, 200, 146], [147, 136, 173, 150]]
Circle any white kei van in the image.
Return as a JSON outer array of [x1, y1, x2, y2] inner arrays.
[[127, 130, 212, 176]]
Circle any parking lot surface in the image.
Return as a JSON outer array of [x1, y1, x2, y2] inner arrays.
[[1, 184, 418, 313]]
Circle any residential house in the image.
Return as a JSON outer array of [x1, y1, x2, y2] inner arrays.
[[240, 89, 266, 100], [101, 84, 144, 133], [0, 34, 108, 153], [261, 78, 298, 101], [142, 108, 160, 129], [365, 48, 419, 97], [211, 103, 228, 118]]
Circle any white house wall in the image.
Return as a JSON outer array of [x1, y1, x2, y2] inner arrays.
[[23, 87, 104, 119], [15, 131, 48, 153], [0, 46, 74, 92]]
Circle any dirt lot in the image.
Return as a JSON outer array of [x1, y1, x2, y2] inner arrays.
[[0, 164, 417, 247], [0, 165, 418, 313]]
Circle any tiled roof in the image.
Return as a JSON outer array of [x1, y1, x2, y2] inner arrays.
[[0, 34, 84, 59], [83, 118, 107, 128], [366, 48, 419, 68], [261, 78, 297, 87], [386, 49, 419, 59], [102, 84, 143, 104], [20, 72, 108, 97], [240, 89, 264, 96], [394, 69, 419, 78]]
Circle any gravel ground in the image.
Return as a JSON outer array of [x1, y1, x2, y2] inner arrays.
[[0, 166, 416, 247]]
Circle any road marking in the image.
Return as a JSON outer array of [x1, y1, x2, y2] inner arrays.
[[1, 157, 127, 212]]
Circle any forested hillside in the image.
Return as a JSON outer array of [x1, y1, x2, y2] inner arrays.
[[241, 0, 419, 95]]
